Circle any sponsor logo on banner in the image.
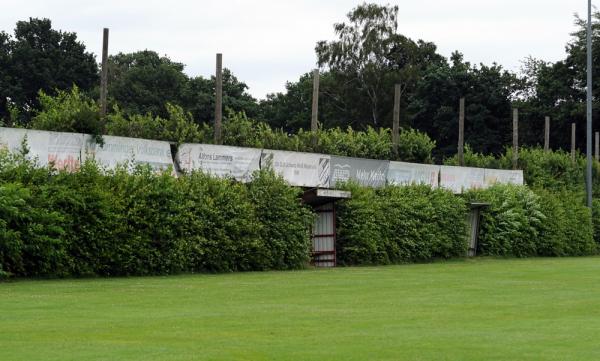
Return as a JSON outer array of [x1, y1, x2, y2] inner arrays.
[[260, 150, 331, 188], [318, 157, 330, 186], [86, 135, 174, 172], [483, 169, 524, 186], [439, 165, 485, 193], [330, 156, 389, 187], [176, 143, 261, 182], [387, 161, 440, 187], [0, 127, 84, 172]]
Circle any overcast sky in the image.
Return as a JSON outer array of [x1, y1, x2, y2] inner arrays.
[[1, 0, 590, 99]]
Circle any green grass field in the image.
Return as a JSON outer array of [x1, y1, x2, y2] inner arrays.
[[2, 257, 600, 361]]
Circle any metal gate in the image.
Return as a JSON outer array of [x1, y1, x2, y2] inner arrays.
[[311, 202, 336, 267]]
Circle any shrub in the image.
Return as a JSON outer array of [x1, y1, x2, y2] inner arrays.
[[336, 183, 468, 265], [106, 103, 209, 144], [247, 170, 315, 269], [465, 184, 596, 257], [0, 182, 66, 277], [220, 111, 436, 163], [31, 86, 104, 142], [0, 152, 315, 277], [444, 144, 500, 168]]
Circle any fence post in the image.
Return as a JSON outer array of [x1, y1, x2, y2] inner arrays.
[[512, 108, 518, 169], [311, 69, 320, 147], [100, 28, 109, 118], [571, 122, 576, 162], [214, 53, 223, 145], [458, 97, 465, 166], [392, 84, 401, 156], [544, 116, 550, 152]]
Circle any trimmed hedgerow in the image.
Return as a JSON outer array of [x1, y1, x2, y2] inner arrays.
[[336, 183, 469, 265], [0, 152, 314, 278], [465, 184, 596, 257]]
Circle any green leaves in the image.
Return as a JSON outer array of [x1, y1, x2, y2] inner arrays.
[[465, 184, 596, 257], [336, 183, 468, 265], [31, 86, 103, 139], [0, 156, 314, 277]]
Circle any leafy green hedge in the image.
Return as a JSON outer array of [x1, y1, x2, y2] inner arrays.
[[336, 183, 469, 265], [28, 87, 435, 163], [465, 184, 596, 257], [0, 152, 314, 278]]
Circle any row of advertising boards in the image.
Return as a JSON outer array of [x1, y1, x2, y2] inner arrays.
[[0, 127, 523, 193]]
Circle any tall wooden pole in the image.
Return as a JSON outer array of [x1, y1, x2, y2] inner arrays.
[[458, 97, 465, 166], [544, 116, 550, 152], [392, 84, 401, 155], [595, 131, 599, 161], [586, 0, 593, 208], [512, 108, 518, 170], [214, 53, 223, 145], [311, 69, 320, 147], [100, 28, 109, 118], [571, 122, 576, 162]]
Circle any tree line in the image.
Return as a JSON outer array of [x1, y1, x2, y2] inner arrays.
[[1, 4, 599, 161]]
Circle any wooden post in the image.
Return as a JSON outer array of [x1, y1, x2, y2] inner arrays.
[[311, 69, 320, 146], [571, 122, 576, 162], [595, 131, 599, 161], [392, 84, 401, 155], [512, 108, 518, 170], [214, 53, 223, 145], [100, 28, 109, 117], [544, 116, 550, 152], [458, 97, 465, 166]]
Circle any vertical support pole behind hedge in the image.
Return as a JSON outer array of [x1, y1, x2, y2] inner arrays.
[[100, 28, 109, 118], [393, 84, 401, 156], [458, 97, 465, 166], [595, 131, 599, 161], [571, 122, 576, 162], [512, 108, 518, 170], [311, 69, 320, 147], [214, 53, 223, 145], [544, 116, 550, 152]]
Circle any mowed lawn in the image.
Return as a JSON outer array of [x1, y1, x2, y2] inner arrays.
[[2, 258, 600, 361]]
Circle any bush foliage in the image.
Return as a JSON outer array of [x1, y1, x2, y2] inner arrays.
[[26, 87, 436, 163], [465, 184, 596, 257], [336, 183, 468, 265], [0, 151, 314, 277]]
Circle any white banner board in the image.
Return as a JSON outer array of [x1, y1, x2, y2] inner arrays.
[[175, 143, 261, 182], [85, 135, 174, 171], [484, 169, 524, 186], [387, 161, 440, 187], [330, 156, 389, 187], [0, 127, 85, 171], [260, 150, 331, 187], [439, 165, 485, 193]]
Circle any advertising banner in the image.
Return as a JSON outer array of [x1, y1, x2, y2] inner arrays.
[[387, 161, 440, 187], [85, 135, 174, 171], [175, 143, 261, 182], [0, 127, 84, 171], [260, 150, 331, 187], [330, 156, 389, 187], [484, 169, 524, 186], [439, 165, 485, 193]]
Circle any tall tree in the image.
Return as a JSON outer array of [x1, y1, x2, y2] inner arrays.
[[409, 52, 518, 159], [517, 11, 600, 152], [107, 50, 189, 118], [0, 18, 98, 123], [107, 50, 258, 122], [315, 3, 399, 126], [260, 3, 445, 131]]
